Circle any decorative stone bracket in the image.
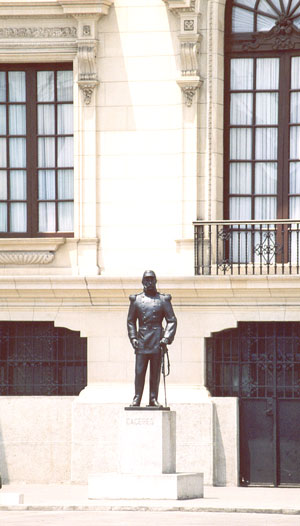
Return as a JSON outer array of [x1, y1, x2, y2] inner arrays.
[[77, 40, 99, 104], [163, 0, 202, 106]]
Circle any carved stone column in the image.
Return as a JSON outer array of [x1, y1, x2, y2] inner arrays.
[[163, 0, 202, 106]]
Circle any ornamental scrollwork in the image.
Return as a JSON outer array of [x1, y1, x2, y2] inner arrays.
[[0, 27, 77, 39], [0, 251, 54, 265]]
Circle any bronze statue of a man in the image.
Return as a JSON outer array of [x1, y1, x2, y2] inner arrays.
[[127, 270, 177, 407]]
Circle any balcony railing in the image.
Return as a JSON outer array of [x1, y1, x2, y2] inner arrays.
[[194, 220, 300, 275]]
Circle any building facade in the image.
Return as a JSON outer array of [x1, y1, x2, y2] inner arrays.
[[0, 0, 299, 487]]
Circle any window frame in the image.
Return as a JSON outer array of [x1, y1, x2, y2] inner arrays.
[[224, 1, 300, 222], [0, 62, 74, 238]]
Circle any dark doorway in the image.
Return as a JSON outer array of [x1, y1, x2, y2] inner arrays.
[[206, 322, 300, 486]]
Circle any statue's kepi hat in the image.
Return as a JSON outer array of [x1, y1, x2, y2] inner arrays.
[[142, 270, 156, 280]]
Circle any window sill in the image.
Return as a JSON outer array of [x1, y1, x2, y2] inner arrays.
[[0, 238, 65, 265]]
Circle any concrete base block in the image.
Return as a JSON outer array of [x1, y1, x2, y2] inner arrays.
[[0, 492, 24, 505], [88, 472, 204, 500]]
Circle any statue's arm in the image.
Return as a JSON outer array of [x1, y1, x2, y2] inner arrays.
[[162, 294, 177, 344], [127, 295, 138, 348]]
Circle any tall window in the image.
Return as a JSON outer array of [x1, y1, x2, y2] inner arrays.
[[224, 0, 300, 223], [0, 64, 73, 236]]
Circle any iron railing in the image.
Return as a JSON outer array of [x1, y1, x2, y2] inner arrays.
[[194, 220, 300, 275]]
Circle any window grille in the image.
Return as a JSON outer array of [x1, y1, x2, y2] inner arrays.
[[0, 321, 87, 395]]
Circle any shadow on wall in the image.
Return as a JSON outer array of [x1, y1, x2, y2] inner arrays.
[[213, 404, 227, 486], [0, 422, 9, 484]]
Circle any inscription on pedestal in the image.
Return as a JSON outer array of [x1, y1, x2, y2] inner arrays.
[[126, 416, 154, 426], [120, 410, 176, 475]]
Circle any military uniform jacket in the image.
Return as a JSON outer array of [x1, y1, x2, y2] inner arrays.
[[127, 291, 177, 354]]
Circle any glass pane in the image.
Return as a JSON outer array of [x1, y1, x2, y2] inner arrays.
[[10, 202, 26, 232], [258, 0, 277, 15], [291, 57, 300, 89], [9, 138, 26, 168], [282, 0, 290, 10], [57, 104, 73, 134], [291, 0, 300, 11], [290, 162, 300, 194], [39, 202, 56, 232], [37, 71, 54, 102], [232, 6, 254, 32], [58, 169, 73, 199], [231, 58, 253, 90], [0, 72, 5, 102], [9, 105, 26, 135], [230, 163, 252, 194], [230, 128, 252, 159], [57, 137, 73, 167], [290, 126, 300, 158], [10, 170, 26, 200], [0, 139, 6, 167], [0, 171, 7, 199], [230, 197, 252, 219], [256, 93, 278, 124], [58, 202, 73, 231], [293, 16, 300, 29], [255, 163, 277, 193], [230, 93, 253, 125], [255, 197, 277, 219], [38, 105, 55, 135], [8, 72, 25, 102], [255, 128, 278, 159], [290, 93, 300, 123], [290, 196, 300, 219], [0, 106, 6, 134], [38, 137, 55, 168], [271, 0, 282, 10], [0, 203, 7, 231], [257, 14, 276, 31], [57, 71, 73, 102], [39, 170, 55, 199], [256, 58, 279, 89], [237, 0, 256, 6]]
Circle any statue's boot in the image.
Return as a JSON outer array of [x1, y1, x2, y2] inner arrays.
[[130, 394, 141, 407]]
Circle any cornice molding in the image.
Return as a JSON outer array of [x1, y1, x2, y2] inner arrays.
[[0, 1, 114, 18], [162, 0, 197, 13]]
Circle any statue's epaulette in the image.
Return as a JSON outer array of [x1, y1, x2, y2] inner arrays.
[[161, 293, 172, 300], [129, 294, 137, 302]]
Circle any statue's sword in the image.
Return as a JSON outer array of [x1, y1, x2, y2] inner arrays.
[[160, 342, 170, 408]]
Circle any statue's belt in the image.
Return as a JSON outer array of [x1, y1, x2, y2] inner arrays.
[[139, 323, 161, 329]]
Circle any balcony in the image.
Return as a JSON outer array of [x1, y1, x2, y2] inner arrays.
[[194, 220, 300, 276]]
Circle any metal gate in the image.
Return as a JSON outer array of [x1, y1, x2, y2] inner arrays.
[[206, 322, 300, 486]]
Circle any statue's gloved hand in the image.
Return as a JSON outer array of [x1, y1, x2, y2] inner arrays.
[[160, 337, 169, 346], [131, 338, 138, 349]]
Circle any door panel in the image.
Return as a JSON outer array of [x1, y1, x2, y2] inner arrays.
[[240, 399, 274, 485], [278, 400, 300, 485]]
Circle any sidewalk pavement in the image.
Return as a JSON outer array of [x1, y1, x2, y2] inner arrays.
[[0, 484, 299, 514]]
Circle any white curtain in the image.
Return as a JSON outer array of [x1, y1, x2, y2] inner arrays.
[[37, 70, 73, 232], [0, 72, 5, 102]]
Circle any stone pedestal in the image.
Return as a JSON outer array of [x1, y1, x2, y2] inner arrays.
[[88, 409, 204, 500]]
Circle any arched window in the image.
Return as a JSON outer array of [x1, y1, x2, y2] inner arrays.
[[224, 0, 300, 223]]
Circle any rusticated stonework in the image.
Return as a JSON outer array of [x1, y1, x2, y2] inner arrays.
[[0, 27, 77, 38], [0, 251, 55, 265]]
